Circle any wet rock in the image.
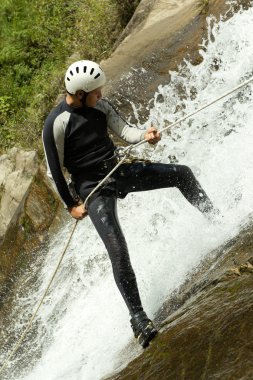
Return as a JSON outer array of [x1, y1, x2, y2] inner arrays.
[[1, 0, 253, 377], [0, 148, 38, 243], [101, 3, 253, 378], [239, 261, 253, 273], [106, 256, 253, 380], [25, 172, 57, 231], [0, 155, 59, 301], [102, 0, 252, 124]]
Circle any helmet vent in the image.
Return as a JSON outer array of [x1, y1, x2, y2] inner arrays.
[[65, 60, 106, 93]]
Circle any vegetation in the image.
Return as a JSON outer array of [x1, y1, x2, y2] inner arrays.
[[113, 0, 141, 26], [0, 0, 140, 154]]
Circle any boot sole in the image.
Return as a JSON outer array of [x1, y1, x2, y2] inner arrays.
[[139, 328, 158, 348]]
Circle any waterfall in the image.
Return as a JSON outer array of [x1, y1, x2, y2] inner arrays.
[[1, 5, 253, 380]]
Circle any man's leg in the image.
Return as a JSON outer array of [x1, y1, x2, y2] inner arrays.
[[87, 192, 143, 316], [87, 192, 157, 347], [115, 162, 214, 214]]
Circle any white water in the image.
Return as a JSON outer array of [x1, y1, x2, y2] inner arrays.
[[2, 5, 253, 380]]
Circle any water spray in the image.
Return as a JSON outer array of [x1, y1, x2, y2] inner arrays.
[[1, 74, 253, 376]]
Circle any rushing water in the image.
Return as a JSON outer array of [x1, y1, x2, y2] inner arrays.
[[1, 5, 253, 380]]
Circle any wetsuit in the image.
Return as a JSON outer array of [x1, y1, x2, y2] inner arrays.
[[43, 98, 213, 316]]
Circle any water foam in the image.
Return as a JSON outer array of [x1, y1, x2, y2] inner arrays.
[[2, 5, 253, 380]]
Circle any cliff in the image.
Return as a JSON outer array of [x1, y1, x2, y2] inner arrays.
[[101, 0, 253, 378], [0, 148, 59, 301], [105, 221, 253, 379], [0, 1, 252, 378]]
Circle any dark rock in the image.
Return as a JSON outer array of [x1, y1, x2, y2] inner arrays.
[[106, 243, 253, 380]]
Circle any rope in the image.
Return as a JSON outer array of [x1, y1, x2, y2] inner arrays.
[[85, 75, 253, 203], [1, 74, 252, 375], [0, 220, 78, 376], [134, 75, 253, 150], [84, 150, 134, 206]]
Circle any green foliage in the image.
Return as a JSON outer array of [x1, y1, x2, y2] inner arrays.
[[0, 0, 139, 154], [0, 0, 78, 152], [0, 96, 12, 116], [0, 96, 16, 148], [197, 0, 209, 13], [20, 213, 34, 239], [0, 122, 17, 150], [113, 0, 141, 26], [0, 183, 4, 203], [75, 0, 121, 61]]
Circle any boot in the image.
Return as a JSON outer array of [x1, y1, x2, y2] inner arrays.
[[130, 311, 158, 348]]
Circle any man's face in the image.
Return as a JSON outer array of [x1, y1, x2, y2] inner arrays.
[[85, 87, 103, 107]]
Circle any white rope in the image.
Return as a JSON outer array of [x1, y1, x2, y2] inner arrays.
[[84, 150, 134, 207], [1, 74, 253, 375], [85, 75, 253, 204], [135, 75, 253, 149], [0, 220, 78, 376]]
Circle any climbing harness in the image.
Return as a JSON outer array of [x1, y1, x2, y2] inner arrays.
[[1, 74, 253, 375]]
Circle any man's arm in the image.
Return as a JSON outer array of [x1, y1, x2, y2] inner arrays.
[[43, 115, 88, 220], [42, 113, 77, 208], [96, 99, 161, 144], [96, 99, 146, 143]]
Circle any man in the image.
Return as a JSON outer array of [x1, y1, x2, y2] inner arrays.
[[43, 60, 215, 348]]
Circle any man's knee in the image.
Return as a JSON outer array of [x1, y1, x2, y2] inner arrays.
[[176, 164, 194, 182]]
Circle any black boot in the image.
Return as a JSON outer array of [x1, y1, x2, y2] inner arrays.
[[130, 311, 158, 348]]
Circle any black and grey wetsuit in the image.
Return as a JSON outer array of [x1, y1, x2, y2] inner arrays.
[[43, 98, 213, 316], [43, 98, 146, 206]]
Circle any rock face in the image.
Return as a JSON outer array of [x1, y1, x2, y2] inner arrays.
[[105, 224, 253, 380], [0, 148, 38, 242], [0, 148, 59, 300], [100, 0, 253, 379], [1, 1, 252, 378], [102, 0, 251, 123]]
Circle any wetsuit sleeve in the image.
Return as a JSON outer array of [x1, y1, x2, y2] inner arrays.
[[96, 99, 146, 143], [42, 113, 76, 208]]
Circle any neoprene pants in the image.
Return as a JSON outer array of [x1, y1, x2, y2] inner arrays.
[[83, 162, 214, 316]]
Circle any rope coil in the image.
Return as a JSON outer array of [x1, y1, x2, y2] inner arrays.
[[1, 75, 253, 375]]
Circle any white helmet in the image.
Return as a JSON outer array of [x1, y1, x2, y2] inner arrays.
[[65, 60, 106, 94]]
